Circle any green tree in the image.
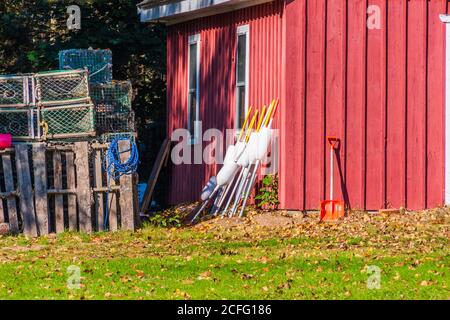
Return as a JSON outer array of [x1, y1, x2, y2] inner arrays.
[[0, 0, 167, 203]]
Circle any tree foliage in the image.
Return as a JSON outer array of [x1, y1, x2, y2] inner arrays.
[[0, 0, 167, 199]]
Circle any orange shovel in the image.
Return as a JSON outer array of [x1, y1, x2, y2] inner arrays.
[[320, 137, 345, 222]]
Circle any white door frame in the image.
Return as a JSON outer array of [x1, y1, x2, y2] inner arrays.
[[440, 14, 450, 205]]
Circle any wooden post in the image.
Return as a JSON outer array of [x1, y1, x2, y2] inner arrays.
[[53, 151, 64, 233], [94, 150, 104, 231], [15, 144, 37, 237], [104, 149, 118, 232], [32, 143, 49, 235], [65, 152, 77, 231], [107, 176, 119, 231], [0, 197, 3, 224], [118, 140, 137, 231], [2, 153, 19, 234], [74, 142, 92, 233]]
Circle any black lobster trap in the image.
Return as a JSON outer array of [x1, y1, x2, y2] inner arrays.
[[90, 81, 135, 135]]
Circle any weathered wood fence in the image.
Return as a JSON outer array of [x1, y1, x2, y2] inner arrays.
[[0, 141, 138, 237]]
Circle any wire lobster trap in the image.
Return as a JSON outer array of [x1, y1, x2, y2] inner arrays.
[[40, 103, 96, 139], [34, 70, 90, 106], [90, 81, 132, 110], [100, 132, 136, 144], [95, 108, 136, 135], [0, 74, 34, 107], [90, 81, 135, 134], [59, 49, 113, 84], [0, 108, 38, 140]]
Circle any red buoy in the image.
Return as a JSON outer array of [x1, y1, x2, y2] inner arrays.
[[0, 134, 12, 150]]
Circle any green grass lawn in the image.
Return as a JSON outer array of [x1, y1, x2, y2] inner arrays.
[[0, 209, 448, 299]]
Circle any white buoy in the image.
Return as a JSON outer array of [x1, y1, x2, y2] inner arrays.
[[255, 127, 272, 161], [247, 132, 259, 163], [236, 147, 250, 167], [201, 176, 217, 201], [223, 145, 236, 164], [233, 141, 246, 159], [216, 162, 239, 186]]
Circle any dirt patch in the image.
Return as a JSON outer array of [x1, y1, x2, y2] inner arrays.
[[199, 217, 243, 229], [250, 212, 295, 228]]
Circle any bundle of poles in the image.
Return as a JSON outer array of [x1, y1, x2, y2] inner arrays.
[[191, 98, 279, 222]]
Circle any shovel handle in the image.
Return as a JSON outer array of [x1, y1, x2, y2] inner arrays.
[[326, 136, 339, 201]]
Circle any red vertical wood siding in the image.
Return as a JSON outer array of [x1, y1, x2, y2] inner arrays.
[[407, 0, 427, 209], [386, 0, 407, 209], [280, 0, 306, 209], [166, 0, 446, 210], [325, 0, 347, 204], [427, 0, 446, 208], [346, 0, 367, 210], [303, 0, 327, 209], [365, 0, 386, 209]]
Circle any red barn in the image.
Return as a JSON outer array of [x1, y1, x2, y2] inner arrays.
[[138, 0, 450, 211]]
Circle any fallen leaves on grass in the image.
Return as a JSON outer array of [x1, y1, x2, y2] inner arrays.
[[174, 288, 191, 300], [197, 271, 212, 280]]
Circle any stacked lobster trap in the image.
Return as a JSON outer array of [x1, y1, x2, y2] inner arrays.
[[0, 74, 37, 140], [0, 49, 139, 237], [0, 48, 135, 142], [35, 69, 95, 139], [59, 49, 113, 84], [0, 70, 95, 140], [59, 49, 136, 142]]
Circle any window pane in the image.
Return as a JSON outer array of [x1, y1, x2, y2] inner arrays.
[[189, 92, 196, 136], [237, 34, 246, 83], [189, 43, 197, 90], [237, 86, 246, 128]]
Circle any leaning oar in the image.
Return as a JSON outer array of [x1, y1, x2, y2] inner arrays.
[[238, 99, 279, 217], [190, 185, 221, 222], [191, 108, 256, 222], [197, 107, 253, 203], [221, 167, 244, 216], [209, 107, 254, 216], [219, 109, 260, 217], [226, 108, 262, 217], [211, 170, 237, 216], [230, 104, 270, 217]]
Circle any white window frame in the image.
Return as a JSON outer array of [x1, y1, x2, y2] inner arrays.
[[188, 33, 201, 145], [235, 24, 250, 131], [440, 15, 450, 204]]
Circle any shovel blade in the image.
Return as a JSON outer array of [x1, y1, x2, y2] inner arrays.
[[320, 200, 345, 221]]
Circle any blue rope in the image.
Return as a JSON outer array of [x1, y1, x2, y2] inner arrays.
[[104, 137, 139, 230]]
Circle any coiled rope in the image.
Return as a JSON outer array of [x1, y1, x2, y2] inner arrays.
[[104, 137, 139, 229]]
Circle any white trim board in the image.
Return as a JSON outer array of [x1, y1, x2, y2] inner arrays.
[[187, 33, 201, 145], [440, 14, 450, 205], [235, 24, 250, 130], [138, 0, 274, 24]]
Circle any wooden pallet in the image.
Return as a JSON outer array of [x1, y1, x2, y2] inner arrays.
[[0, 141, 138, 237]]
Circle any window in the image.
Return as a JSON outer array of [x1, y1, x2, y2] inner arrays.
[[236, 25, 250, 129], [188, 34, 200, 144]]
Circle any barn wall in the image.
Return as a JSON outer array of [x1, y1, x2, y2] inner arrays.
[[166, 1, 284, 205], [166, 0, 446, 211], [282, 0, 446, 210]]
